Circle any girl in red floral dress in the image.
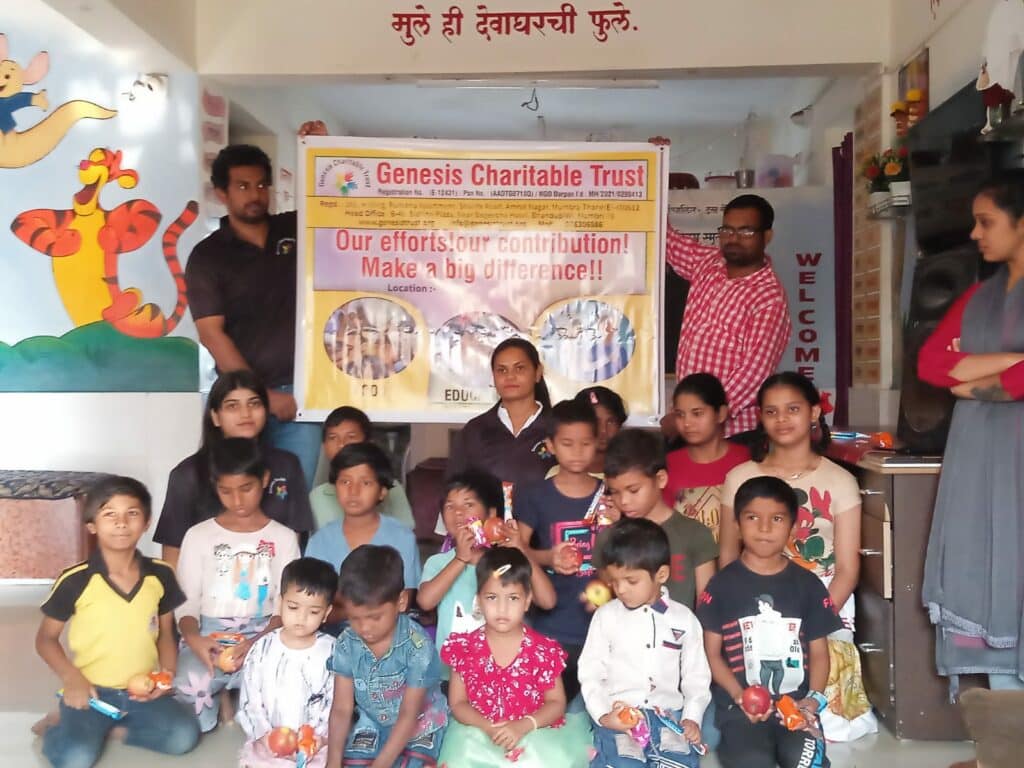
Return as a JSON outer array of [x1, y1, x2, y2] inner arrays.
[[438, 547, 592, 768]]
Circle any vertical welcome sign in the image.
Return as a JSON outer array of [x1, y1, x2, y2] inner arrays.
[[295, 137, 666, 422]]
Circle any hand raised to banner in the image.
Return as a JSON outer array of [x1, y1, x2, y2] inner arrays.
[[648, 136, 671, 146], [298, 120, 328, 137]]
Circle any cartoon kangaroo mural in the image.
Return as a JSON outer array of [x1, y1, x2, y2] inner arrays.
[[0, 33, 117, 168], [10, 148, 199, 338]]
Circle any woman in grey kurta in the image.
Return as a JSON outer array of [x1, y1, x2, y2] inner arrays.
[[917, 175, 1024, 694]]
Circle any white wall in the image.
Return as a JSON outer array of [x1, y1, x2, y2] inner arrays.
[[890, 0, 999, 105], [0, 1, 206, 558], [195, 0, 889, 77], [214, 83, 347, 192], [0, 394, 202, 555]]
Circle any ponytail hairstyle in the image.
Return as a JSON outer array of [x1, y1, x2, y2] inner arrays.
[[976, 173, 1024, 221], [490, 337, 552, 411], [672, 372, 728, 411], [751, 372, 831, 462], [573, 385, 628, 426]]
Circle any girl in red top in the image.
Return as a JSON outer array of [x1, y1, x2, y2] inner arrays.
[[438, 548, 591, 768], [663, 373, 749, 541], [918, 176, 1024, 702]]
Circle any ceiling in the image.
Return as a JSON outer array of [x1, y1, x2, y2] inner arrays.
[[305, 76, 831, 141]]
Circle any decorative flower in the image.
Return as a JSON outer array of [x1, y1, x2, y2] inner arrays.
[[861, 154, 887, 192], [178, 670, 213, 715], [880, 147, 910, 182]]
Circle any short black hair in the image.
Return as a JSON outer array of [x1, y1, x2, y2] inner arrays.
[[548, 398, 598, 438], [733, 475, 799, 524], [444, 470, 504, 515], [596, 518, 670, 575], [281, 557, 338, 603], [673, 372, 728, 410], [322, 406, 372, 443], [328, 441, 395, 487], [475, 547, 533, 594], [724, 193, 775, 231], [82, 476, 152, 524], [337, 545, 404, 606], [603, 429, 665, 479], [209, 437, 266, 483], [210, 144, 273, 191], [574, 386, 628, 425]]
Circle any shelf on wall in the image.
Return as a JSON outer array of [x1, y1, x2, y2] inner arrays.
[[867, 194, 912, 220], [978, 110, 1024, 143]]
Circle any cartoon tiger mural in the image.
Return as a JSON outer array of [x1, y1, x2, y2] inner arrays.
[[10, 147, 198, 338]]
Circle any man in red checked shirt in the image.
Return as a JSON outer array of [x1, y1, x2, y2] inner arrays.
[[651, 138, 792, 445]]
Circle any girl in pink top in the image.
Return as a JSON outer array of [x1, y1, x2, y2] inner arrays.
[[663, 373, 749, 541], [438, 548, 591, 768]]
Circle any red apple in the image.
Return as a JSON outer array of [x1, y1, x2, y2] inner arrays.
[[267, 726, 299, 757], [564, 545, 583, 571], [126, 673, 155, 697], [482, 517, 508, 545], [741, 685, 772, 716]]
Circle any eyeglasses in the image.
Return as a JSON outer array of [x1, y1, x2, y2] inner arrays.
[[231, 181, 270, 192], [717, 226, 761, 239]]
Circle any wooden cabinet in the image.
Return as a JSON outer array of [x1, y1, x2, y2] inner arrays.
[[835, 454, 972, 740]]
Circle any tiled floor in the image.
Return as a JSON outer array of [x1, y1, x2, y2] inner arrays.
[[2, 585, 976, 767]]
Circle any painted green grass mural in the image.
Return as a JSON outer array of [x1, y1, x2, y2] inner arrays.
[[0, 322, 197, 391]]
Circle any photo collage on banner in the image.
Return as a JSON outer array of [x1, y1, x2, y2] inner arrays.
[[295, 137, 667, 422]]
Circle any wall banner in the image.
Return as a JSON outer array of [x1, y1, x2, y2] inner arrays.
[[296, 137, 666, 423]]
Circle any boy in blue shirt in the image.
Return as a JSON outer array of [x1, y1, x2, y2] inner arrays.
[[306, 443, 420, 625], [516, 399, 605, 701], [309, 406, 416, 531], [326, 545, 447, 768]]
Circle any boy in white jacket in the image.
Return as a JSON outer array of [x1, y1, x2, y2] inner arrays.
[[579, 518, 711, 768]]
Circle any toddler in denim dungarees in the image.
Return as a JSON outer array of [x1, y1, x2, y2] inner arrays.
[[325, 545, 447, 768]]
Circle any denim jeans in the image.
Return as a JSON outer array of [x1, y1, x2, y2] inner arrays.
[[344, 721, 445, 768], [265, 385, 323, 487], [43, 687, 199, 768], [591, 708, 700, 768], [700, 699, 720, 751]]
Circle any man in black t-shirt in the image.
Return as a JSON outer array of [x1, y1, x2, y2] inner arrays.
[[186, 124, 326, 484], [697, 476, 840, 768]]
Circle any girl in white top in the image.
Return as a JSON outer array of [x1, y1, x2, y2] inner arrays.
[[719, 372, 877, 742], [173, 438, 301, 733], [238, 557, 336, 768]]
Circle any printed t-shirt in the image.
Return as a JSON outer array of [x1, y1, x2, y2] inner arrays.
[[696, 559, 841, 708]]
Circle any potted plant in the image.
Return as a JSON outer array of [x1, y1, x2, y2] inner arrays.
[[883, 145, 911, 198], [861, 153, 889, 207]]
